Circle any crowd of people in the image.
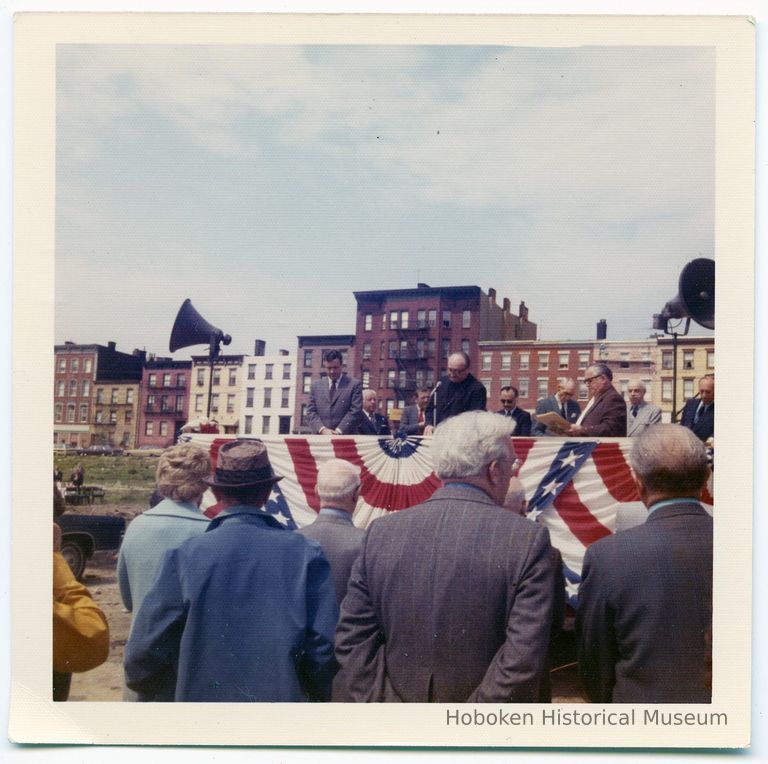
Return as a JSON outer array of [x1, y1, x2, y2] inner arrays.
[[52, 351, 714, 704]]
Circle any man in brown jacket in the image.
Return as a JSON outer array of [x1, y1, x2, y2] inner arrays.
[[567, 363, 627, 437]]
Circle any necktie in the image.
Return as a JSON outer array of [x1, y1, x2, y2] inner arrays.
[[631, 405, 638, 417], [694, 403, 706, 425], [329, 380, 336, 398], [560, 403, 566, 419]]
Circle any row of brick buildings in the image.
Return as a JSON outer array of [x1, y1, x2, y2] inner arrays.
[[54, 284, 714, 448]]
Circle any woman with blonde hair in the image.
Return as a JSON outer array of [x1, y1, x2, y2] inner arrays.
[[117, 443, 211, 700]]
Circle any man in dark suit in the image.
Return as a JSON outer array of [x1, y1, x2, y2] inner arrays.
[[577, 424, 712, 702], [423, 352, 487, 433], [298, 459, 364, 608], [357, 389, 390, 436], [679, 374, 715, 442], [496, 385, 532, 436], [306, 349, 363, 435], [400, 387, 430, 436], [532, 379, 581, 436], [335, 411, 556, 702], [567, 364, 626, 437]]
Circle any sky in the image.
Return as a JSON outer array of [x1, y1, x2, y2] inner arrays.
[[55, 43, 716, 358]]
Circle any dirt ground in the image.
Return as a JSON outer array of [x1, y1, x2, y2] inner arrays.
[[66, 502, 587, 703]]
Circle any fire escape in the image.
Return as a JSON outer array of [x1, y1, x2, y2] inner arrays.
[[393, 320, 432, 401]]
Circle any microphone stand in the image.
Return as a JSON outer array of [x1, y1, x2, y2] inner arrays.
[[429, 381, 442, 429]]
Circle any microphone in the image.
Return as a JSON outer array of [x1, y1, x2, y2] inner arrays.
[[429, 380, 442, 428]]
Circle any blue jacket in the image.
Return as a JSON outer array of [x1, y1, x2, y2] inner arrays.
[[124, 507, 338, 702]]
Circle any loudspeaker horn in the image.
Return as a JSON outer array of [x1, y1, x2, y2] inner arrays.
[[169, 299, 232, 355], [655, 258, 715, 331]]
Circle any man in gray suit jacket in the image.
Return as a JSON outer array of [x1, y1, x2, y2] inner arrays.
[[297, 459, 364, 608], [306, 350, 363, 435], [532, 379, 581, 436], [626, 380, 662, 437], [577, 425, 712, 702], [335, 411, 556, 703]]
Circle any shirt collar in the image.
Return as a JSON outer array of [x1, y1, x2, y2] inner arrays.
[[647, 497, 702, 516], [318, 507, 354, 522]]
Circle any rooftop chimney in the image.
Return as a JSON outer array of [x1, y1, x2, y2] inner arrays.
[[488, 287, 496, 304], [596, 319, 607, 340], [417, 282, 430, 289], [519, 301, 528, 321], [502, 297, 510, 313], [107, 341, 116, 351], [254, 340, 266, 356]]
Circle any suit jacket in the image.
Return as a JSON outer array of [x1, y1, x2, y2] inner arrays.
[[496, 407, 532, 437], [357, 411, 390, 436], [306, 374, 363, 434], [334, 484, 556, 703], [423, 374, 487, 428], [680, 398, 715, 441], [626, 401, 662, 437], [400, 404, 426, 436], [576, 501, 712, 703], [532, 395, 581, 436], [297, 512, 365, 608], [577, 386, 627, 437]]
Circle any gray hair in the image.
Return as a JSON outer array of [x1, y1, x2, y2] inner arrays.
[[316, 459, 361, 504], [431, 411, 514, 480], [587, 363, 613, 381], [628, 379, 646, 392], [629, 424, 709, 495], [156, 443, 212, 503]]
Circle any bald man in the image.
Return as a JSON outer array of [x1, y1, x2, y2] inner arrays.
[[626, 380, 662, 437]]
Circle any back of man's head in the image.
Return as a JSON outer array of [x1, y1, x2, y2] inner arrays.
[[431, 411, 514, 480], [629, 424, 709, 497], [316, 459, 361, 510]]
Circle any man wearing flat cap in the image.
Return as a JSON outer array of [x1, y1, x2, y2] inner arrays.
[[124, 439, 339, 702]]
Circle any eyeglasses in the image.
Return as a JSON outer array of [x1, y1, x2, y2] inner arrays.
[[500, 399, 515, 404], [583, 374, 604, 384]]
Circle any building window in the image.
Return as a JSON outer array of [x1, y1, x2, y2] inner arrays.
[[662, 379, 673, 402], [58, 358, 67, 372], [175, 396, 184, 412], [415, 339, 425, 358], [109, 410, 117, 424], [82, 380, 90, 397], [481, 353, 492, 371], [362, 370, 370, 387], [177, 373, 186, 388], [69, 379, 78, 397], [126, 388, 134, 404], [147, 394, 155, 411], [148, 373, 157, 387], [55, 403, 63, 422], [578, 351, 589, 369], [300, 374, 311, 394], [662, 352, 673, 370], [246, 388, 255, 407], [212, 369, 221, 386], [641, 350, 652, 367], [361, 342, 372, 361], [145, 421, 153, 436], [197, 368, 205, 386], [281, 388, 290, 408], [558, 352, 569, 370], [387, 370, 396, 388], [462, 310, 471, 329], [364, 313, 372, 331], [538, 353, 549, 371], [210, 394, 219, 413], [248, 364, 256, 379], [390, 310, 398, 329], [683, 351, 695, 370], [519, 353, 530, 371], [388, 340, 398, 359], [642, 380, 653, 402], [65, 404, 76, 422], [428, 309, 437, 327], [96, 388, 104, 404], [400, 340, 409, 359], [428, 339, 436, 359], [579, 382, 589, 400], [619, 380, 629, 398], [71, 358, 79, 372], [518, 379, 529, 399], [300, 404, 309, 428], [262, 416, 270, 434], [94, 410, 103, 424], [441, 339, 450, 359], [229, 368, 237, 386], [426, 369, 435, 387], [417, 309, 426, 327], [227, 394, 235, 413], [620, 352, 630, 369], [84, 358, 92, 373], [163, 373, 172, 387], [537, 378, 549, 399], [263, 388, 272, 407], [381, 313, 387, 330], [461, 339, 470, 356], [442, 310, 451, 329], [683, 378, 694, 399], [400, 311, 409, 329], [501, 353, 512, 371], [56, 380, 65, 397], [159, 421, 168, 437], [244, 415, 253, 434], [265, 364, 273, 381], [195, 394, 203, 412], [282, 364, 291, 380], [110, 388, 118, 404], [303, 350, 313, 368], [160, 395, 170, 412], [398, 370, 407, 388], [481, 378, 492, 397], [706, 350, 715, 369]]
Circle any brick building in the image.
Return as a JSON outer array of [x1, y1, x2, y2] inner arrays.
[[656, 336, 715, 422], [189, 354, 245, 434], [293, 335, 356, 433], [136, 358, 192, 447], [352, 284, 537, 413], [240, 347, 296, 437], [54, 341, 145, 448]]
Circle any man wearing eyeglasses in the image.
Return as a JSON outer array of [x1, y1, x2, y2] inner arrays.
[[532, 378, 581, 436], [496, 386, 532, 436], [567, 363, 627, 437]]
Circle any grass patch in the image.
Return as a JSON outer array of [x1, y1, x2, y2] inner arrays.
[[55, 454, 158, 505]]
